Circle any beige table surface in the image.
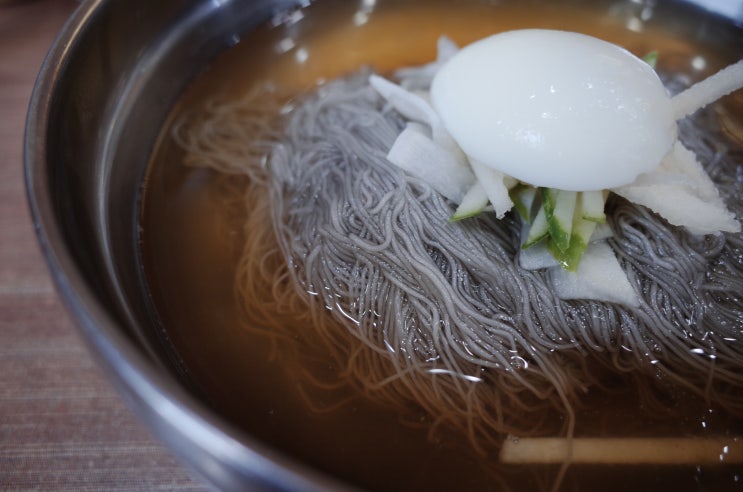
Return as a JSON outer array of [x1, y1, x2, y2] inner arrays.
[[0, 1, 209, 489]]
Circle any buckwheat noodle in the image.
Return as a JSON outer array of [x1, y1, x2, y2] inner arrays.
[[173, 71, 743, 458]]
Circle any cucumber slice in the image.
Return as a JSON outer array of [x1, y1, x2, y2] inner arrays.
[[508, 183, 537, 224], [470, 160, 514, 219], [523, 204, 549, 248], [642, 50, 658, 69], [581, 190, 607, 223], [510, 184, 538, 224], [542, 189, 577, 252], [547, 196, 598, 271], [450, 182, 489, 221]]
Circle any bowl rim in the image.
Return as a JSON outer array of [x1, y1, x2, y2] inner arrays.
[[23, 0, 743, 490], [23, 1, 354, 491]]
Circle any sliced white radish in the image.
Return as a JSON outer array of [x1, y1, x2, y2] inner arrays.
[[590, 222, 614, 242], [672, 59, 743, 120], [612, 183, 740, 235], [613, 141, 740, 235], [387, 123, 475, 203], [395, 36, 459, 90], [520, 240, 559, 270], [370, 74, 439, 126], [369, 74, 459, 153], [469, 159, 514, 218], [548, 241, 640, 307], [658, 141, 723, 202]]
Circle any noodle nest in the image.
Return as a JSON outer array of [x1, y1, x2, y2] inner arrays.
[[174, 70, 743, 450]]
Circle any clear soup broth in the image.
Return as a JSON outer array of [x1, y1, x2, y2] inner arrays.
[[141, 0, 743, 490]]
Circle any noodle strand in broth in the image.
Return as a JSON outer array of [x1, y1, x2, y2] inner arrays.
[[173, 68, 743, 456]]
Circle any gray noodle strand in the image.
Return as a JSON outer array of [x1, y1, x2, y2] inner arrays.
[[174, 71, 743, 452]]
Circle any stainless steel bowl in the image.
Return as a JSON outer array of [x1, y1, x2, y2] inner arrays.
[[23, 0, 743, 491], [24, 1, 350, 490]]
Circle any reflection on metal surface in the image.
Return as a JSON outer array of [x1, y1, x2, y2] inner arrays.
[[295, 46, 309, 63], [692, 55, 707, 71], [611, 0, 656, 34], [626, 16, 643, 31], [276, 36, 295, 54], [354, 0, 376, 26], [687, 0, 743, 22]]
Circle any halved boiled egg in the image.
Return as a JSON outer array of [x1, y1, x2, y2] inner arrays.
[[430, 29, 676, 191]]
